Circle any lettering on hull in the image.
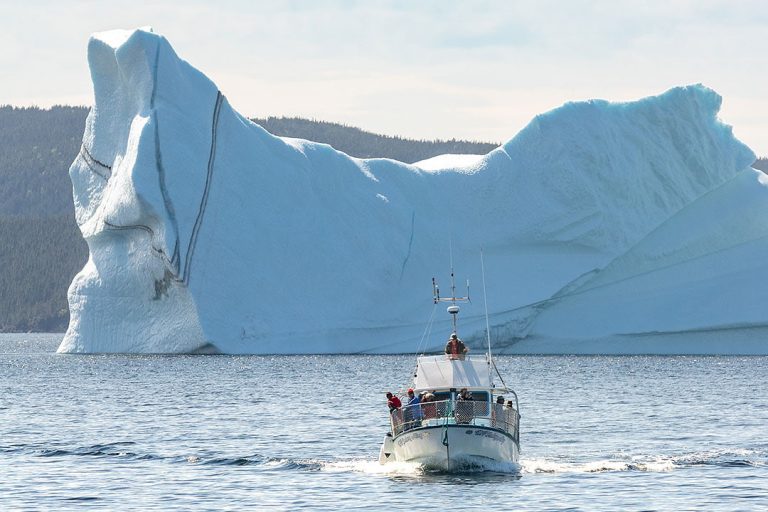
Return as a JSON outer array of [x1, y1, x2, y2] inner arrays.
[[470, 429, 505, 444], [396, 431, 427, 447]]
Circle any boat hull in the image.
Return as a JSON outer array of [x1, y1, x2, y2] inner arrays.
[[390, 425, 519, 470]]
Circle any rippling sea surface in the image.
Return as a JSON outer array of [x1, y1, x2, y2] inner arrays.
[[2, 333, 767, 510]]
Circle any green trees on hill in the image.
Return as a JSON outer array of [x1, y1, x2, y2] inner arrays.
[[0, 215, 87, 331], [0, 106, 89, 216], [0, 106, 89, 331], [252, 116, 499, 163]]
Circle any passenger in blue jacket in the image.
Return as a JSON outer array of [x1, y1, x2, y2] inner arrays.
[[404, 388, 423, 430]]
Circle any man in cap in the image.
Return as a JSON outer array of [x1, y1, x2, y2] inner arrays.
[[445, 333, 468, 360], [403, 388, 423, 430]]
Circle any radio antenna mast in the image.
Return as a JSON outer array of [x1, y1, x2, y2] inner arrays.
[[433, 242, 470, 335]]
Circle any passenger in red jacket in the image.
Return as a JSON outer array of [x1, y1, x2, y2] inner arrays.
[[386, 392, 402, 412]]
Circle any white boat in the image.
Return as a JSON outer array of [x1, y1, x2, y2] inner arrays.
[[378, 265, 521, 470]]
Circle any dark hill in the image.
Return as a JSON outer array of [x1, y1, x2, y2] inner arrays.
[[252, 116, 498, 162]]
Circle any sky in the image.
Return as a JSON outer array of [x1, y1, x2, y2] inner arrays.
[[2, 0, 767, 153]]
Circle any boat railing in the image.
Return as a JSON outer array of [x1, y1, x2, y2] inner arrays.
[[390, 399, 520, 443]]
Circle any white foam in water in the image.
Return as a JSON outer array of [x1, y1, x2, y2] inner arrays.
[[520, 448, 768, 474], [60, 27, 768, 355], [321, 457, 520, 475], [672, 447, 767, 467], [321, 459, 423, 476], [521, 457, 675, 474], [454, 458, 522, 474]]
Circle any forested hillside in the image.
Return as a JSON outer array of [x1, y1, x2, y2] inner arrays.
[[252, 116, 498, 162], [0, 215, 86, 331], [0, 106, 89, 216], [0, 106, 498, 331]]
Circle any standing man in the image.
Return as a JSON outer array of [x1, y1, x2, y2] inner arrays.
[[386, 392, 401, 412], [386, 391, 403, 432], [404, 388, 423, 430], [445, 333, 468, 359]]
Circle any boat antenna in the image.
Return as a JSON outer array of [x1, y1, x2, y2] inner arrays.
[[481, 248, 493, 371], [433, 242, 470, 336]]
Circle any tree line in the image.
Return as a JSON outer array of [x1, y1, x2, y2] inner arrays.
[[252, 116, 499, 163], [0, 214, 87, 331]]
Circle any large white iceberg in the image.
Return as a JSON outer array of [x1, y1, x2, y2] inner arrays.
[[59, 28, 768, 355]]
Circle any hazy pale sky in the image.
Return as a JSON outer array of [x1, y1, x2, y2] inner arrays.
[[3, 0, 767, 153]]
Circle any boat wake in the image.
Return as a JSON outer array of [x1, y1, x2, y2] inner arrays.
[[4, 443, 765, 476], [521, 448, 768, 474], [324, 456, 522, 475], [322, 459, 424, 475], [522, 457, 675, 474]]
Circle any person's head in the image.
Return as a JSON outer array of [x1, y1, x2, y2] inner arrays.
[[407, 388, 414, 396], [496, 396, 505, 404], [386, 392, 393, 399], [451, 333, 458, 340]]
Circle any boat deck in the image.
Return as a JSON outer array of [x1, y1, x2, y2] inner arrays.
[[391, 398, 519, 444]]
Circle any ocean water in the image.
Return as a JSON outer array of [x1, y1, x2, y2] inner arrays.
[[2, 333, 767, 510]]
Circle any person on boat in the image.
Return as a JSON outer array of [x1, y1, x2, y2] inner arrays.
[[386, 392, 402, 412], [386, 392, 403, 432], [505, 400, 518, 435], [421, 391, 437, 420], [403, 388, 423, 430], [445, 333, 468, 360], [492, 396, 505, 428], [455, 388, 474, 424]]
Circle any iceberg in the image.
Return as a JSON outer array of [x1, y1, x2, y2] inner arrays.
[[59, 28, 768, 355]]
